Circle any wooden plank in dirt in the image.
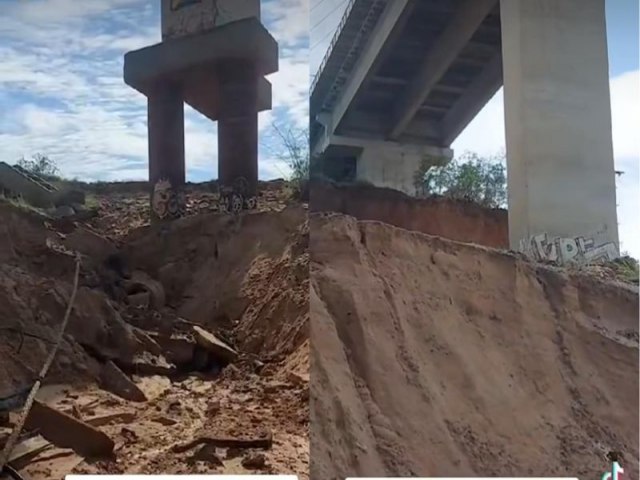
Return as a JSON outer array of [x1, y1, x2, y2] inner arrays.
[[85, 412, 137, 428], [23, 401, 114, 458]]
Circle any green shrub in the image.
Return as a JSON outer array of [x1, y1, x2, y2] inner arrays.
[[415, 151, 507, 208]]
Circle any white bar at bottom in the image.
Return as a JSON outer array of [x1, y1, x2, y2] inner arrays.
[[346, 478, 580, 479], [67, 476, 300, 479]]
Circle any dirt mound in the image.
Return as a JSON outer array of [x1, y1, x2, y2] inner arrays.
[[0, 203, 137, 397], [310, 213, 638, 480], [311, 181, 508, 248], [122, 205, 308, 362], [0, 182, 309, 478]]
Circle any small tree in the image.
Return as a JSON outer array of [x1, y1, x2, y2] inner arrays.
[[16, 153, 60, 179], [416, 151, 507, 208], [269, 123, 309, 199]]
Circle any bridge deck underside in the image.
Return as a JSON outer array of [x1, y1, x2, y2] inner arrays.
[[311, 0, 503, 150]]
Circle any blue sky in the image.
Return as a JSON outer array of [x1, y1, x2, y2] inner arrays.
[[310, 0, 639, 257], [0, 0, 309, 182]]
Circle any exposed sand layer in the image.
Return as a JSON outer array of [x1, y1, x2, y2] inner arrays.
[[311, 181, 508, 248], [310, 213, 638, 480]]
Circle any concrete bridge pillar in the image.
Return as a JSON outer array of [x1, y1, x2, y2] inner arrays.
[[501, 0, 619, 257], [147, 82, 186, 221], [218, 60, 260, 199], [124, 0, 277, 220]]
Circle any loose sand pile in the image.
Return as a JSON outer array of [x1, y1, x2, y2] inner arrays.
[[310, 212, 638, 480]]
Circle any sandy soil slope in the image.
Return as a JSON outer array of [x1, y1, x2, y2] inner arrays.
[[310, 213, 638, 480]]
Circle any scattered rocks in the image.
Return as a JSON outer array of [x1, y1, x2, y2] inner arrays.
[[120, 426, 138, 443], [55, 189, 86, 207], [150, 415, 177, 426], [206, 399, 221, 416], [127, 353, 177, 377], [241, 452, 267, 470], [286, 371, 308, 386], [149, 332, 195, 366], [263, 381, 289, 394], [126, 271, 165, 309], [127, 291, 150, 309], [132, 328, 163, 356], [191, 444, 223, 466], [100, 360, 148, 402], [0, 411, 9, 427], [0, 183, 310, 476], [193, 325, 238, 363], [53, 205, 76, 218], [226, 447, 243, 459]]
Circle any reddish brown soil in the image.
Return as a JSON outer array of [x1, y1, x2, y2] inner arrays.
[[0, 184, 309, 478], [310, 212, 638, 480], [311, 181, 508, 248]]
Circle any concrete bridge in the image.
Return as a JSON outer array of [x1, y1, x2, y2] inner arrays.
[[310, 0, 619, 257]]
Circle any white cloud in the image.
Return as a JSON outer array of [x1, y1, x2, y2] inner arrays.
[[4, 0, 146, 24], [264, 0, 309, 49], [268, 56, 310, 129], [0, 0, 309, 184], [610, 70, 640, 161], [451, 88, 505, 158], [453, 70, 640, 162]]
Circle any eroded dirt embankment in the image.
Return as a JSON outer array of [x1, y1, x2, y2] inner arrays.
[[0, 189, 309, 478], [310, 212, 638, 480], [311, 181, 508, 248]]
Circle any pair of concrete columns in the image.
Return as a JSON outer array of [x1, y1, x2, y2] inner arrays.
[[124, 15, 278, 221]]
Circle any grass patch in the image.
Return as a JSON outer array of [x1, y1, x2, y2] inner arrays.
[[609, 256, 639, 284]]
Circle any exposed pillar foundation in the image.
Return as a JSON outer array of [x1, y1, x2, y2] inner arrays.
[[123, 11, 278, 220], [501, 0, 619, 260], [218, 61, 259, 199], [148, 82, 186, 221]]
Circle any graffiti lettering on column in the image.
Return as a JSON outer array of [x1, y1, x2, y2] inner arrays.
[[163, 0, 259, 40], [519, 232, 619, 265], [152, 179, 186, 220]]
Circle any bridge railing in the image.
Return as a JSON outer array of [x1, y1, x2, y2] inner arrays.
[[310, 0, 358, 96]]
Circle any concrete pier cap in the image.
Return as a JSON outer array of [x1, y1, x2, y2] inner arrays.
[[123, 0, 279, 221]]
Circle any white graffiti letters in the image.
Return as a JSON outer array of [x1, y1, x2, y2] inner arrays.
[[519, 232, 618, 265]]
